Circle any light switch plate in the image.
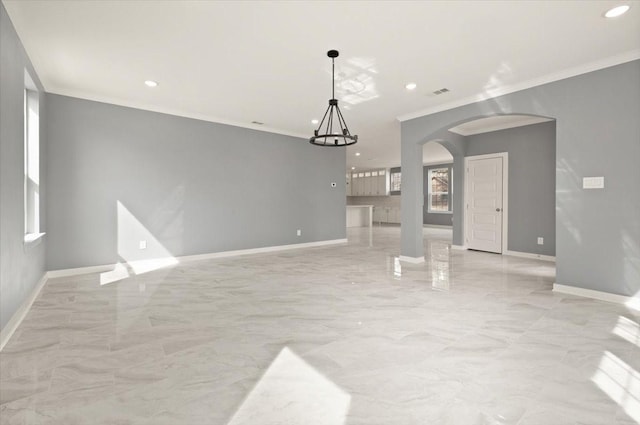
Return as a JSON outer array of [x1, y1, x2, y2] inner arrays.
[[583, 176, 604, 189]]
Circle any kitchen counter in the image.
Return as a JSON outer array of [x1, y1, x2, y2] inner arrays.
[[346, 205, 373, 228]]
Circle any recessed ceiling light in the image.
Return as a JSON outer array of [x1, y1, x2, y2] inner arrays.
[[405, 82, 417, 90], [144, 80, 158, 87], [605, 5, 630, 18], [311, 119, 319, 125], [355, 152, 361, 156], [351, 166, 356, 170]]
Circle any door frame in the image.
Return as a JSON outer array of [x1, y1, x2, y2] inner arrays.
[[463, 152, 509, 254]]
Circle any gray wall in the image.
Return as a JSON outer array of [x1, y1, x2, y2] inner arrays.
[[46, 94, 346, 270], [423, 163, 453, 226], [466, 121, 556, 256], [0, 3, 47, 331], [401, 60, 640, 297]]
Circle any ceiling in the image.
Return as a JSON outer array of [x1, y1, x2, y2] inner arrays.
[[4, 1, 639, 170]]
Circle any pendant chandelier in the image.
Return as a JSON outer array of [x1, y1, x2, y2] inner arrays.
[[310, 50, 358, 147]]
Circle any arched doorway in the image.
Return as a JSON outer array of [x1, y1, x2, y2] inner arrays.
[[401, 113, 556, 262]]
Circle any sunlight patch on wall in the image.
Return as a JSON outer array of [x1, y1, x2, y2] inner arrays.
[[100, 201, 179, 285], [591, 351, 640, 423], [227, 347, 350, 425], [117, 201, 178, 274]]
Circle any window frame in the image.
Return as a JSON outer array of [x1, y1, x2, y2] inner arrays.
[[427, 167, 452, 213], [389, 167, 401, 195], [24, 71, 44, 245]]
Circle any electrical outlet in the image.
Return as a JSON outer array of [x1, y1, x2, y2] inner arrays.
[[537, 237, 544, 245], [297, 229, 301, 236], [139, 240, 147, 250]]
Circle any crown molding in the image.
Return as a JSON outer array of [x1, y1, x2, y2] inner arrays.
[[397, 50, 640, 122]]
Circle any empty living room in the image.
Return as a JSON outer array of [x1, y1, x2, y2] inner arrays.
[[1, 1, 639, 424]]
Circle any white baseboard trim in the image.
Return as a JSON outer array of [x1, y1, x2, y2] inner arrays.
[[0, 273, 48, 351], [47, 264, 114, 279], [47, 238, 349, 279], [504, 250, 556, 262], [399, 255, 425, 264], [451, 245, 467, 250], [553, 283, 639, 309], [179, 238, 348, 263], [423, 224, 453, 229]]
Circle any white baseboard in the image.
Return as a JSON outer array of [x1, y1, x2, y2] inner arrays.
[[451, 245, 467, 250], [504, 250, 556, 262], [47, 238, 349, 279], [553, 283, 639, 310], [179, 238, 348, 262], [47, 264, 114, 279], [399, 255, 425, 264], [423, 224, 453, 229], [0, 273, 48, 351]]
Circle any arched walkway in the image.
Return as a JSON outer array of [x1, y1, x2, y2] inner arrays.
[[400, 113, 554, 262]]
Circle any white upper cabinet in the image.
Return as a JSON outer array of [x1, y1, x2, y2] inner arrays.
[[348, 169, 389, 196]]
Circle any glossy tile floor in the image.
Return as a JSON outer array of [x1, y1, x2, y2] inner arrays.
[[1, 226, 639, 425]]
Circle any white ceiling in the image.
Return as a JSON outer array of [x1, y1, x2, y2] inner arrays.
[[4, 1, 639, 170]]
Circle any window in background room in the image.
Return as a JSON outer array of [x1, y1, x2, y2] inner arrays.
[[428, 168, 450, 212], [24, 71, 40, 239], [390, 168, 401, 193]]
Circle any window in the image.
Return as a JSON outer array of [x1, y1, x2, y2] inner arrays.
[[24, 71, 41, 240], [390, 168, 401, 193], [428, 167, 451, 212]]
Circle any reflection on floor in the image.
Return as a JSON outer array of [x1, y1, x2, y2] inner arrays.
[[1, 226, 639, 424]]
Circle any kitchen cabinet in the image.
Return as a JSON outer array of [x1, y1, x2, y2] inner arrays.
[[349, 169, 389, 196], [363, 172, 372, 195]]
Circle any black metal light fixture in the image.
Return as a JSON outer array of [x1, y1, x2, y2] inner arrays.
[[310, 50, 358, 147]]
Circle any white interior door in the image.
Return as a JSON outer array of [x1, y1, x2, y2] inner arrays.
[[466, 155, 504, 253]]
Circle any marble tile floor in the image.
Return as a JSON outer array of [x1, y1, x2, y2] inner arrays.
[[1, 226, 639, 425]]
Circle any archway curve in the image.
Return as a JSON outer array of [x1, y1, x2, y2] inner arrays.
[[415, 112, 555, 149]]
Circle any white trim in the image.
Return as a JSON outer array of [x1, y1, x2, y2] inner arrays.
[[504, 250, 555, 262], [451, 244, 467, 250], [178, 239, 348, 263], [553, 284, 639, 310], [0, 274, 48, 351], [463, 152, 509, 254], [423, 224, 453, 229], [397, 50, 640, 122], [46, 238, 349, 279], [47, 264, 114, 279], [399, 255, 425, 264]]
